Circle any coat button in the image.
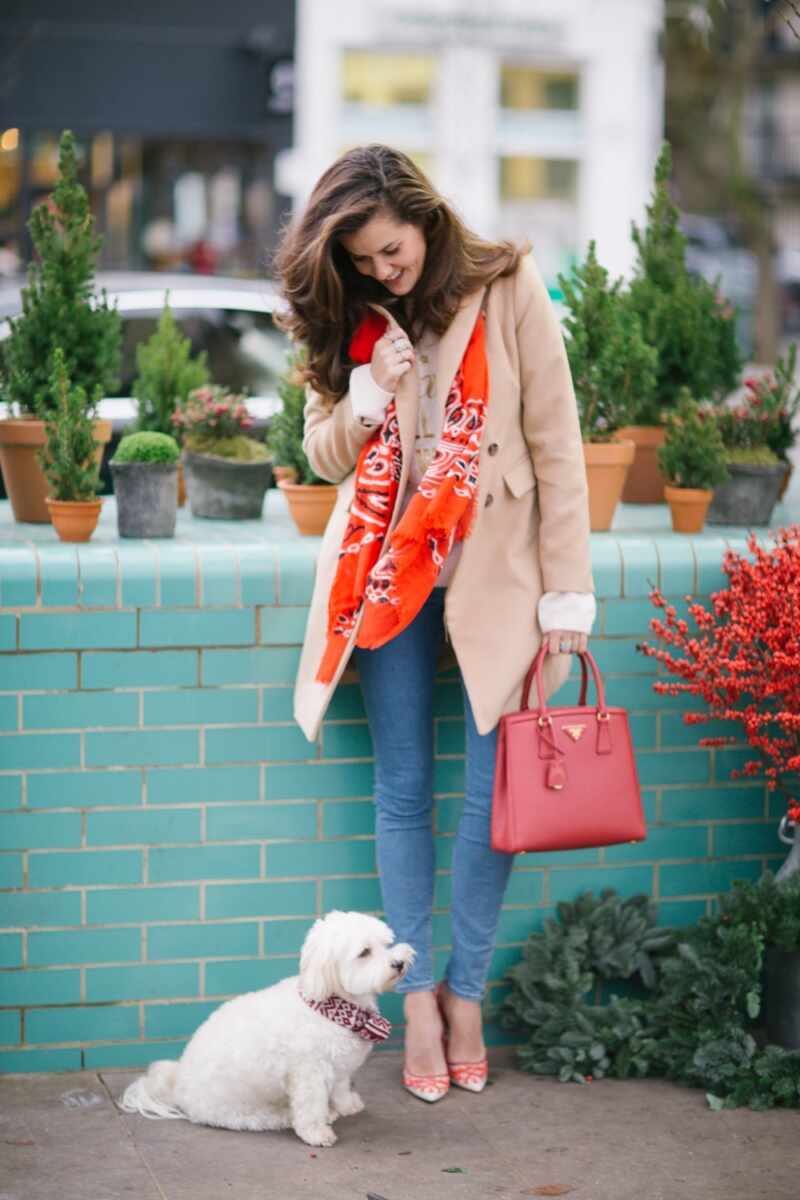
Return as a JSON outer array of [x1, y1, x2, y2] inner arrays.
[[485, 493, 494, 508], [487, 442, 498, 456]]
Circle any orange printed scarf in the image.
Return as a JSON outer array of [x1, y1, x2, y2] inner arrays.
[[316, 305, 489, 684]]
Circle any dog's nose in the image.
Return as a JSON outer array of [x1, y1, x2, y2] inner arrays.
[[391, 959, 407, 973]]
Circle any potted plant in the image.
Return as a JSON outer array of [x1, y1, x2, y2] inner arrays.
[[132, 294, 209, 507], [110, 432, 180, 538], [174, 386, 272, 519], [37, 349, 103, 542], [621, 142, 741, 503], [269, 348, 337, 536], [657, 389, 729, 533], [0, 130, 121, 523], [559, 242, 656, 530], [640, 526, 800, 877], [717, 873, 800, 1051], [742, 344, 800, 500], [707, 391, 786, 526]]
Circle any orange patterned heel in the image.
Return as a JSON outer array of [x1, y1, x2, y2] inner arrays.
[[446, 1057, 489, 1093], [402, 1069, 451, 1103], [436, 982, 489, 1092]]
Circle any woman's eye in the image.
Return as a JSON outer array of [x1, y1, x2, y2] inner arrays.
[[358, 948, 371, 958]]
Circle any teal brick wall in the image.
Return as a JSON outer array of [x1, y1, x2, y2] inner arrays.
[[0, 521, 784, 1073]]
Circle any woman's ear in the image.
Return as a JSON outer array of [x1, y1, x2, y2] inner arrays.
[[299, 918, 340, 1001]]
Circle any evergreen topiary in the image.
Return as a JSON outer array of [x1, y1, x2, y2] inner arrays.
[[268, 347, 326, 484], [559, 242, 657, 441], [1, 130, 121, 418], [113, 431, 180, 465], [658, 388, 729, 489], [132, 296, 209, 436], [36, 349, 101, 501], [628, 142, 741, 423]]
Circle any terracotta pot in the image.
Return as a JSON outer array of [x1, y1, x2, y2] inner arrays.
[[582, 439, 636, 532], [177, 460, 187, 508], [273, 465, 299, 485], [616, 425, 667, 504], [278, 479, 338, 536], [663, 484, 713, 534], [0, 417, 112, 523], [779, 460, 793, 500], [45, 497, 103, 543]]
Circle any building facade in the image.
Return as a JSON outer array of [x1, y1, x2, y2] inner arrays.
[[0, 2, 294, 276], [282, 0, 664, 291]]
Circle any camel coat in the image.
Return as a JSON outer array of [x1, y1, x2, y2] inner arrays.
[[293, 253, 594, 743]]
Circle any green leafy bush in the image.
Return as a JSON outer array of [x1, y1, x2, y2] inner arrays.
[[658, 389, 728, 489], [268, 348, 327, 485], [1, 131, 121, 418], [494, 876, 800, 1110], [559, 242, 657, 441], [627, 143, 741, 423], [36, 349, 101, 501], [133, 297, 209, 436], [113, 431, 180, 465]]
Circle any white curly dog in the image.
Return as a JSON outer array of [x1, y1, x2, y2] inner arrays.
[[119, 911, 413, 1147]]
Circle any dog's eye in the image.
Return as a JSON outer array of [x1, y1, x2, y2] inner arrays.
[[358, 948, 371, 959]]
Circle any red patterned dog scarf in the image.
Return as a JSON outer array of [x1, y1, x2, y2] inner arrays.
[[316, 305, 488, 683], [300, 990, 392, 1043]]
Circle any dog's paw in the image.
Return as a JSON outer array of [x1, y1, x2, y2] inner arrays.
[[297, 1123, 337, 1148], [335, 1091, 364, 1117]]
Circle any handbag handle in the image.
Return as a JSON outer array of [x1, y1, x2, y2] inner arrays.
[[520, 646, 608, 716]]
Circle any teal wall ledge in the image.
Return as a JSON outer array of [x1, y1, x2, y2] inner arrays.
[[0, 487, 796, 1073]]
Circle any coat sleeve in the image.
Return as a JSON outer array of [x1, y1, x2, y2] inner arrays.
[[515, 254, 594, 595], [302, 385, 378, 484]]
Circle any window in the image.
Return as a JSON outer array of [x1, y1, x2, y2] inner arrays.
[[500, 66, 578, 112], [341, 52, 435, 107], [499, 157, 578, 203]]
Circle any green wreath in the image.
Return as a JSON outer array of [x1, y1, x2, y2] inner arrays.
[[493, 877, 800, 1110]]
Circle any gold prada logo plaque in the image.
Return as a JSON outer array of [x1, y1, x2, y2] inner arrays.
[[563, 724, 586, 742]]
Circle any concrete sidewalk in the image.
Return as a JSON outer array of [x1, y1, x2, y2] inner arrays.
[[0, 1049, 795, 1200]]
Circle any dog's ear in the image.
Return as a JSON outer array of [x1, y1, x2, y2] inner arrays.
[[299, 917, 340, 1001]]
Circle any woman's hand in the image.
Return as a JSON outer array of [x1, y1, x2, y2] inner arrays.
[[545, 630, 588, 655], [370, 321, 415, 393]]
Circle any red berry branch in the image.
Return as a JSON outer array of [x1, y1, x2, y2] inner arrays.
[[639, 526, 800, 821]]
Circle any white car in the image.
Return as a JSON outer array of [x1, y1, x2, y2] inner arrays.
[[0, 271, 291, 429]]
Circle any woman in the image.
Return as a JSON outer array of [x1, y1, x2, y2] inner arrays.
[[277, 145, 595, 1102]]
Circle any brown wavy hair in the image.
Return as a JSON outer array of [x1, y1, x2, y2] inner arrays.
[[273, 144, 527, 401]]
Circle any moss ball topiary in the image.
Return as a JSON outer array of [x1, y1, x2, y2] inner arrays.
[[113, 431, 181, 465]]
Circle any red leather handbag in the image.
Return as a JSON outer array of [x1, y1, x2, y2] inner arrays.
[[491, 647, 646, 854]]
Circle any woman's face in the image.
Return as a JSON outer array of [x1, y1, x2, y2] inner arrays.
[[339, 212, 426, 297]]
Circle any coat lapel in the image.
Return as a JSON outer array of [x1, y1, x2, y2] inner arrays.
[[433, 287, 486, 415]]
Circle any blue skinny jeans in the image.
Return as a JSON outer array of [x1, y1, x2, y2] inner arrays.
[[353, 587, 514, 1001]]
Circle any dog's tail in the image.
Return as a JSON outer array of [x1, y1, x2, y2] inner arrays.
[[118, 1060, 186, 1120]]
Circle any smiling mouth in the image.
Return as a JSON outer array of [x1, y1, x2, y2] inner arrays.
[[386, 270, 404, 285]]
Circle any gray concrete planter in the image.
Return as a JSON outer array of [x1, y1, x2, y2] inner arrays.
[[707, 461, 786, 526], [110, 461, 178, 538], [764, 946, 800, 1050], [183, 450, 273, 520]]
